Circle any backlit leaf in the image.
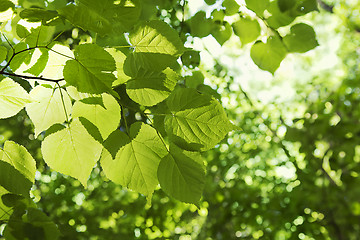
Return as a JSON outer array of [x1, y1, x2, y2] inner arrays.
[[41, 119, 103, 187], [72, 93, 121, 139], [129, 20, 185, 56], [232, 18, 261, 45], [26, 85, 72, 137], [58, 0, 140, 35], [283, 23, 318, 53], [101, 123, 168, 198], [0, 78, 32, 119], [126, 67, 180, 106], [165, 88, 234, 151], [158, 144, 205, 205], [63, 44, 116, 94], [250, 36, 287, 74]]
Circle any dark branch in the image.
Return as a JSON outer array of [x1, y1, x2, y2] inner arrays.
[[0, 72, 64, 83], [317, 0, 334, 13]]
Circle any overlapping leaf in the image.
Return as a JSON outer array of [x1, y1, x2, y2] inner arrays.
[[72, 93, 121, 139], [41, 119, 103, 187], [101, 123, 168, 199], [0, 141, 36, 195], [26, 85, 72, 137], [0, 186, 12, 222], [58, 0, 140, 35], [129, 20, 185, 56], [126, 67, 179, 106], [0, 78, 32, 119], [63, 44, 116, 94], [158, 144, 205, 205], [165, 88, 234, 151]]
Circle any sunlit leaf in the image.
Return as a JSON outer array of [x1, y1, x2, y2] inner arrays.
[[129, 20, 185, 56], [0, 78, 32, 119], [158, 144, 205, 205], [41, 119, 103, 187], [101, 123, 168, 198], [72, 93, 121, 139], [232, 18, 261, 45], [26, 85, 72, 137], [283, 23, 318, 53], [250, 36, 287, 74], [63, 44, 116, 94], [165, 88, 234, 151], [126, 67, 180, 106]]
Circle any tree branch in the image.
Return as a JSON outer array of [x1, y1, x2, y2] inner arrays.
[[0, 72, 64, 83]]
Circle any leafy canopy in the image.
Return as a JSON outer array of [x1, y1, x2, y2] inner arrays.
[[0, 0, 320, 238]]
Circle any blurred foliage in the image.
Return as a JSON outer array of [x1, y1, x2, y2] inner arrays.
[[1, 0, 360, 239]]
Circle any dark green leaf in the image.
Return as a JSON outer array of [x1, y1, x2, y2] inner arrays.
[[20, 8, 58, 22], [0, 0, 14, 12]]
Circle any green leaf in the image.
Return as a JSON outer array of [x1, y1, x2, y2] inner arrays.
[[41, 118, 103, 187], [27, 208, 61, 240], [181, 50, 200, 69], [23, 49, 49, 76], [0, 141, 36, 183], [26, 85, 72, 137], [0, 46, 7, 63], [105, 48, 130, 86], [185, 71, 204, 89], [250, 36, 288, 74], [72, 93, 121, 139], [188, 11, 213, 38], [245, 0, 270, 16], [266, 1, 295, 28], [222, 0, 240, 16], [0, 141, 36, 196], [20, 8, 57, 22], [58, 0, 140, 35], [16, 24, 30, 38], [211, 21, 232, 46], [129, 20, 185, 57], [158, 144, 205, 205], [126, 67, 180, 106], [0, 78, 32, 119], [0, 161, 32, 196], [278, 0, 296, 12], [0, 0, 14, 12], [232, 18, 261, 45], [0, 186, 12, 222], [63, 44, 116, 94], [9, 42, 33, 72], [283, 23, 318, 53], [165, 88, 234, 151], [124, 52, 178, 73], [101, 122, 168, 199], [205, 0, 216, 5], [25, 26, 54, 48]]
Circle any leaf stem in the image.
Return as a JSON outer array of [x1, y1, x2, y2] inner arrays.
[[120, 105, 130, 134], [56, 82, 69, 124]]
